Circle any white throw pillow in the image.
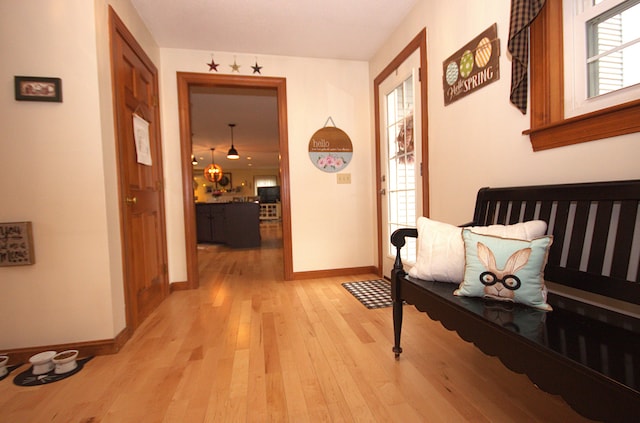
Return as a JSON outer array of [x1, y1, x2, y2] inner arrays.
[[407, 217, 547, 283]]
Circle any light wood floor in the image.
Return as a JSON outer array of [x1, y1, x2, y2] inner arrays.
[[0, 222, 591, 422]]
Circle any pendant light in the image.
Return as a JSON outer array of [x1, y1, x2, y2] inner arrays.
[[203, 148, 223, 183], [226, 123, 239, 160]]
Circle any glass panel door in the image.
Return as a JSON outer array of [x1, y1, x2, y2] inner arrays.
[[379, 50, 422, 277]]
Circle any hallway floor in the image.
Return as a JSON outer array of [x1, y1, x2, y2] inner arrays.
[[0, 222, 589, 422]]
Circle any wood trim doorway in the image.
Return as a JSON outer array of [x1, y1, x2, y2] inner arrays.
[[177, 72, 293, 287], [373, 29, 429, 276]]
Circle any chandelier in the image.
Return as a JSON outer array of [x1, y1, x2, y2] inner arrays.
[[203, 148, 223, 183]]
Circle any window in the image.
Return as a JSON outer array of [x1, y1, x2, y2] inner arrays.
[[587, 1, 640, 97], [386, 76, 417, 262], [525, 0, 640, 151], [587, 0, 640, 96], [564, 0, 640, 117]]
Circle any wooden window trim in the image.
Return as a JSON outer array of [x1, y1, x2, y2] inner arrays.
[[526, 0, 640, 151]]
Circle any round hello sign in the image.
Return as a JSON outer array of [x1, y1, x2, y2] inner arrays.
[[308, 126, 353, 173]]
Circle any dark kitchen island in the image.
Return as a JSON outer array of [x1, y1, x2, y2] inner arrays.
[[196, 201, 261, 248]]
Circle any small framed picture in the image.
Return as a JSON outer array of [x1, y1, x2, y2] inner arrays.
[[0, 221, 35, 266], [14, 76, 62, 102]]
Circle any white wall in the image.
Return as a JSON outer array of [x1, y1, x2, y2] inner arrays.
[[159, 50, 375, 277], [0, 0, 112, 349], [0, 0, 159, 350], [370, 0, 640, 226]]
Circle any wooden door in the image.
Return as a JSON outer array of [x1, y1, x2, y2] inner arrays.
[[109, 9, 169, 329]]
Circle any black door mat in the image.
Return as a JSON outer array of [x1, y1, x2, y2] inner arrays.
[[342, 279, 398, 309], [0, 364, 23, 382], [13, 356, 93, 386]]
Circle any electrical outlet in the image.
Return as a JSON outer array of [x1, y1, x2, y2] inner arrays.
[[337, 173, 351, 184]]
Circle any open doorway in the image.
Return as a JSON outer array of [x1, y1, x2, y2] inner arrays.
[[177, 73, 293, 288]]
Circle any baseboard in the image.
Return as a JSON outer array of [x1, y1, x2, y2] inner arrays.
[[292, 266, 379, 280], [170, 281, 190, 292], [1, 326, 132, 364]]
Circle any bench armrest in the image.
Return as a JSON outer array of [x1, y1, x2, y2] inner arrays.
[[390, 228, 418, 249], [390, 228, 418, 282]]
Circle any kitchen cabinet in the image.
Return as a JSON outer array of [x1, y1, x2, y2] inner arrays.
[[195, 202, 260, 248]]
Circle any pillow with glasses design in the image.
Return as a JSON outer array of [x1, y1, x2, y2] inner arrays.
[[454, 229, 554, 311]]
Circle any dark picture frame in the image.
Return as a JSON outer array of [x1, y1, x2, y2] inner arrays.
[[14, 76, 62, 102]]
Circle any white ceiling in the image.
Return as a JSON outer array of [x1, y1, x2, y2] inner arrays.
[[130, 0, 418, 61], [130, 0, 418, 170]]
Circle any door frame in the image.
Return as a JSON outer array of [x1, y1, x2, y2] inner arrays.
[[374, 29, 429, 275], [177, 72, 293, 287], [109, 8, 170, 330]]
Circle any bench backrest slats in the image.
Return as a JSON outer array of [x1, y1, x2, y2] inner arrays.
[[538, 201, 553, 227], [588, 201, 613, 275], [509, 200, 523, 224], [549, 200, 570, 269], [523, 201, 537, 221], [612, 200, 638, 280], [472, 180, 640, 306], [566, 200, 590, 270]]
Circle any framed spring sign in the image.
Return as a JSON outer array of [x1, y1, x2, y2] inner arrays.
[[308, 120, 353, 173], [443, 24, 500, 106]]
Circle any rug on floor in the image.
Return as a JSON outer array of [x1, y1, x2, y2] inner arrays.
[[13, 357, 93, 387], [342, 279, 395, 309]]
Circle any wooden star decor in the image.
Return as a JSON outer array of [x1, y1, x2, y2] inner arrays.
[[251, 61, 263, 74], [229, 59, 241, 73], [207, 58, 219, 72]]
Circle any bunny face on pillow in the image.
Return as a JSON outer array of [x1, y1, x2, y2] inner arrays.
[[455, 229, 553, 311], [476, 241, 531, 301]]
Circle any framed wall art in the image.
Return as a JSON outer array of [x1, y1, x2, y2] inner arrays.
[[14, 76, 63, 102], [0, 221, 35, 266]]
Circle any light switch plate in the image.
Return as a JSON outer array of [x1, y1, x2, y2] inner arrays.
[[337, 173, 351, 184]]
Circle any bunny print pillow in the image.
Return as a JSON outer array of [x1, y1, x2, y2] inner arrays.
[[454, 229, 554, 311]]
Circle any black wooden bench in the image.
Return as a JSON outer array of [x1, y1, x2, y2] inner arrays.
[[391, 179, 640, 423]]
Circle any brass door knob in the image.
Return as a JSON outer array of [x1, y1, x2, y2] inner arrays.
[[126, 197, 137, 204]]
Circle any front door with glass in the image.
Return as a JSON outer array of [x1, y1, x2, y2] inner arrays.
[[379, 49, 423, 278]]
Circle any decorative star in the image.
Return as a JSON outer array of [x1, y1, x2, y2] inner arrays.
[[229, 59, 241, 73], [207, 58, 219, 72], [251, 61, 263, 74]]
